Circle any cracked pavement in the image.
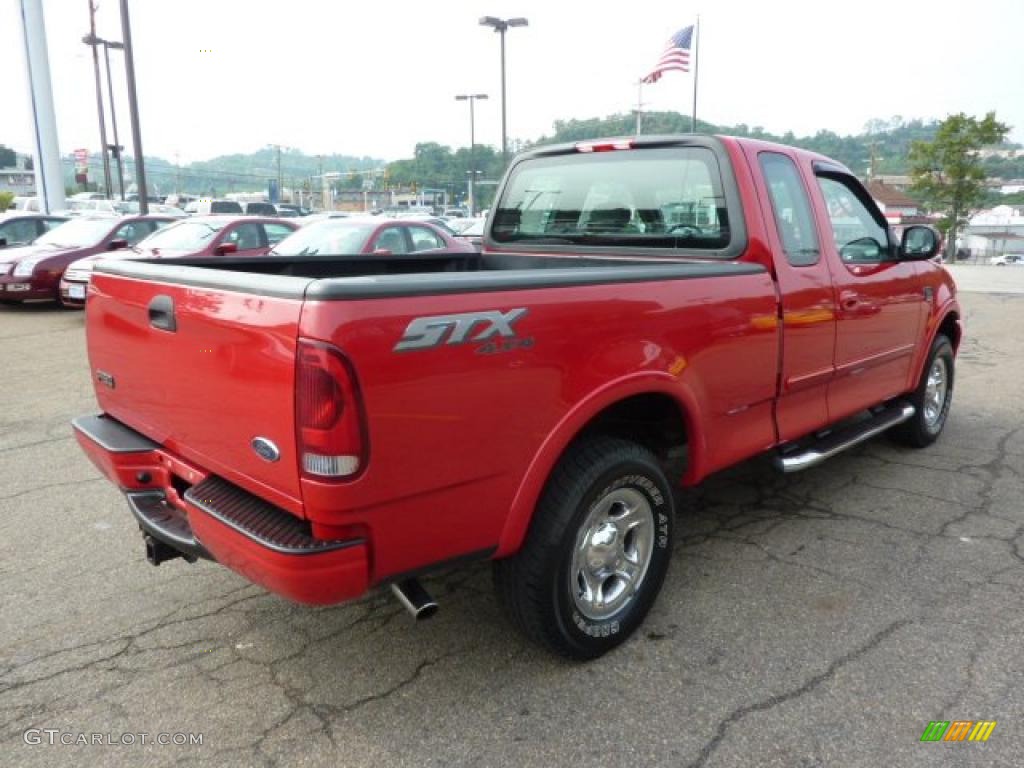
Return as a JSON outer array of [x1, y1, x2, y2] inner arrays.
[[2, 292, 1023, 767]]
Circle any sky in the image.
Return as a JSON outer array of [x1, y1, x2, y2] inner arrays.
[[3, 0, 1023, 165]]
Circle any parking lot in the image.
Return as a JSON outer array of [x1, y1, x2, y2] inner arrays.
[[1, 287, 1023, 768]]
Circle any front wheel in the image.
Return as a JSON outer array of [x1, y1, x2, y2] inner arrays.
[[493, 436, 675, 660], [891, 334, 954, 447]]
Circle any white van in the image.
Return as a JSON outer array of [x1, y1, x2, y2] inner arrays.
[[183, 198, 244, 215]]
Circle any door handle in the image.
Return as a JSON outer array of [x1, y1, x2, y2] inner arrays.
[[148, 294, 177, 332], [839, 291, 861, 311]]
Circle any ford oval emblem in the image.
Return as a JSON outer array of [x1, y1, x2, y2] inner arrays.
[[251, 437, 281, 463]]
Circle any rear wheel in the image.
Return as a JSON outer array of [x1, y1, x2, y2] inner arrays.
[[891, 334, 954, 447], [494, 436, 674, 659]]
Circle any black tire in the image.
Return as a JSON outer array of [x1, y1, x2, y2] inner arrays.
[[891, 334, 954, 447], [493, 436, 674, 660]]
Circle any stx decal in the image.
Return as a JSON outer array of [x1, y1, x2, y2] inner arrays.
[[394, 309, 529, 352]]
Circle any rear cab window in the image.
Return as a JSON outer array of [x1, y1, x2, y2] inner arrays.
[[759, 152, 820, 266], [490, 141, 744, 257]]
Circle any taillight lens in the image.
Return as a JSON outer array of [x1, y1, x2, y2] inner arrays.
[[295, 339, 367, 479]]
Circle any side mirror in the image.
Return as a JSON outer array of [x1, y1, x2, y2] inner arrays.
[[372, 248, 392, 256], [900, 225, 940, 261], [108, 238, 129, 250], [214, 242, 238, 256]]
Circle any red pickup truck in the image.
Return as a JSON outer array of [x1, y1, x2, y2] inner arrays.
[[74, 136, 959, 659]]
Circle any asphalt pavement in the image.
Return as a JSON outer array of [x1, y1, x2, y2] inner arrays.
[[1, 288, 1023, 768]]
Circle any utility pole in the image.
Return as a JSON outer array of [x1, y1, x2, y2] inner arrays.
[[276, 145, 283, 202], [456, 93, 488, 215], [633, 80, 645, 135], [119, 0, 148, 213], [102, 40, 126, 199], [85, 1, 112, 196]]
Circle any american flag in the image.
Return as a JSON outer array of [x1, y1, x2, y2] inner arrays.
[[641, 25, 694, 84]]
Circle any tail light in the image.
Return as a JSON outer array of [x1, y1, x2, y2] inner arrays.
[[295, 339, 367, 479]]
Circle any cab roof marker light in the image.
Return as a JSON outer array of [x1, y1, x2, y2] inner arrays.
[[575, 139, 634, 153]]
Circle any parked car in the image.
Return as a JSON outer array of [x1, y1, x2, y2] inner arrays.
[[442, 207, 468, 218], [183, 199, 244, 215], [61, 199, 120, 215], [74, 135, 959, 659], [453, 218, 485, 250], [299, 211, 352, 226], [990, 254, 1021, 266], [0, 215, 173, 304], [0, 213, 68, 248], [113, 201, 187, 218], [10, 196, 40, 211], [244, 201, 278, 217], [270, 217, 477, 256], [60, 215, 299, 307], [275, 203, 311, 218]]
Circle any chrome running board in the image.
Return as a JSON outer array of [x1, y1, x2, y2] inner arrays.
[[774, 402, 915, 473]]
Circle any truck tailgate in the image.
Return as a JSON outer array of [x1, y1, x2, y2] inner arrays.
[[86, 267, 312, 513]]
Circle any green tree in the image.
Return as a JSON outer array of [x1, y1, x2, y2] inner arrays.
[[909, 112, 1010, 258], [0, 191, 14, 211]]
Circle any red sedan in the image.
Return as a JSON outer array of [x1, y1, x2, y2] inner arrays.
[[269, 217, 477, 257], [60, 215, 299, 307], [0, 215, 174, 305]]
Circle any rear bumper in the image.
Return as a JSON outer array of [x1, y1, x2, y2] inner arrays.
[[73, 413, 370, 605]]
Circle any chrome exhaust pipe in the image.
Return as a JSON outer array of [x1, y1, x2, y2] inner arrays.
[[390, 578, 438, 620]]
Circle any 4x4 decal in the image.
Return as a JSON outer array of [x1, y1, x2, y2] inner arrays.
[[394, 308, 529, 352]]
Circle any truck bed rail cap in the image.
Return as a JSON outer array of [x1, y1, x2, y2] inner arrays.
[[305, 262, 766, 300], [93, 259, 314, 300]]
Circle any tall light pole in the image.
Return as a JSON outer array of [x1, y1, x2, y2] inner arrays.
[[455, 93, 487, 216], [84, 1, 112, 196], [119, 0, 148, 213], [479, 16, 527, 168], [17, 0, 65, 213]]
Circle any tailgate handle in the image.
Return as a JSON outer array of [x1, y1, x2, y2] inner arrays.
[[148, 295, 177, 332]]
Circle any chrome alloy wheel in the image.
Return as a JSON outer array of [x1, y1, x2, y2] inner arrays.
[[923, 357, 949, 430], [570, 487, 655, 621]]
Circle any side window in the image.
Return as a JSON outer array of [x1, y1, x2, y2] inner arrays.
[[408, 226, 444, 252], [225, 222, 264, 250], [3, 219, 40, 244], [41, 218, 66, 234], [374, 226, 409, 254], [816, 175, 890, 264], [114, 222, 147, 245], [759, 153, 819, 266], [263, 223, 294, 246]]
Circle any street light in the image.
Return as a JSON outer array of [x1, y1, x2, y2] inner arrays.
[[478, 16, 528, 168], [455, 93, 488, 216]]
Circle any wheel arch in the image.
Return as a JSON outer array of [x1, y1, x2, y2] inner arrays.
[[495, 374, 702, 557]]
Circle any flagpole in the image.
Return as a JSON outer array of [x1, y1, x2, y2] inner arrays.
[[635, 79, 643, 135], [691, 14, 700, 132]]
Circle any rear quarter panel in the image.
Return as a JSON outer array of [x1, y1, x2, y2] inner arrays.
[[299, 272, 779, 578]]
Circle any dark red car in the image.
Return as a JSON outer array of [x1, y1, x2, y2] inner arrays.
[[0, 215, 173, 305], [273, 217, 477, 257], [0, 212, 68, 248], [60, 215, 299, 307]]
